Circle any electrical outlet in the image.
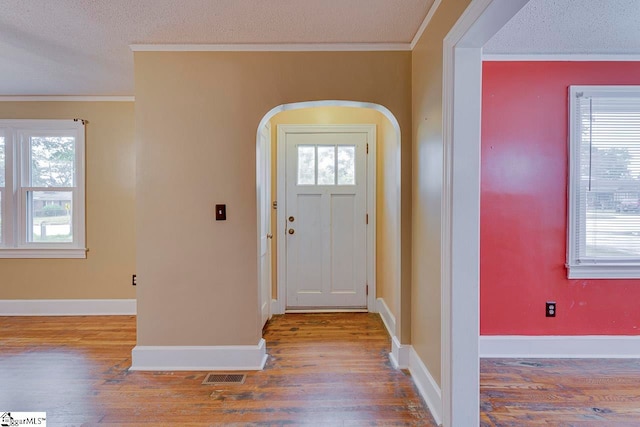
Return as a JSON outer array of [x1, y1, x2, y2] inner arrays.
[[132, 274, 137, 286], [546, 301, 556, 317]]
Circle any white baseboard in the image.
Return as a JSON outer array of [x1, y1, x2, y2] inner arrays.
[[409, 347, 442, 426], [271, 298, 284, 315], [376, 297, 396, 337], [0, 299, 136, 315], [480, 335, 640, 358], [376, 298, 411, 370], [130, 338, 268, 371], [375, 298, 441, 424], [389, 335, 411, 369]]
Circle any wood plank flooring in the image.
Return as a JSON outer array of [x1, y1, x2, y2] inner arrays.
[[481, 358, 640, 426], [0, 313, 436, 426], [4, 313, 640, 426]]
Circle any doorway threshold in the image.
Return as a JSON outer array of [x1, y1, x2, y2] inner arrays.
[[285, 308, 368, 313]]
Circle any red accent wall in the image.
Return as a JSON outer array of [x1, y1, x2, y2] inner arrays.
[[481, 61, 640, 335]]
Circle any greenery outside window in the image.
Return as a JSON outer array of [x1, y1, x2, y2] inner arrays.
[[0, 120, 86, 258]]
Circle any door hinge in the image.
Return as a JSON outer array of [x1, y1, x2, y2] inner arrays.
[[366, 214, 369, 225], [366, 143, 369, 154], [366, 284, 369, 296]]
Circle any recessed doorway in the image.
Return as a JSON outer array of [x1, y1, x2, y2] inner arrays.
[[256, 101, 403, 336]]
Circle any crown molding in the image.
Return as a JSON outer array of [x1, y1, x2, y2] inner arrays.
[[410, 0, 442, 50], [130, 43, 411, 52], [0, 96, 134, 102]]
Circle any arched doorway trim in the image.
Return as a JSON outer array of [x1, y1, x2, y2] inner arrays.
[[256, 100, 403, 341]]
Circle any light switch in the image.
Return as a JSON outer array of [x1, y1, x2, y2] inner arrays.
[[215, 204, 226, 221]]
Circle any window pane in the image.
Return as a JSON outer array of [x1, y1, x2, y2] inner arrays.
[[30, 136, 75, 187], [317, 146, 335, 185], [337, 146, 356, 185], [297, 146, 315, 185], [0, 136, 5, 187], [578, 96, 640, 259], [28, 191, 73, 243], [585, 209, 640, 257]]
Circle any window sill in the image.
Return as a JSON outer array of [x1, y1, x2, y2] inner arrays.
[[0, 248, 87, 259], [567, 264, 640, 279]]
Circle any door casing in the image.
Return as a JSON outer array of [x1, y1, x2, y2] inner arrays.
[[275, 124, 376, 313], [258, 122, 272, 327]]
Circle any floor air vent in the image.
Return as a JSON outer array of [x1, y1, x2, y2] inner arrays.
[[202, 373, 246, 385]]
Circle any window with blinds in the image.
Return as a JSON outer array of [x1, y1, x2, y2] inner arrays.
[[567, 86, 640, 278]]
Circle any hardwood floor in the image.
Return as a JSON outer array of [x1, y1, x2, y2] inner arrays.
[[481, 358, 640, 425], [5, 314, 640, 426], [0, 313, 436, 426]]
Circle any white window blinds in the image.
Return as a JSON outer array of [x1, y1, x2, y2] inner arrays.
[[568, 86, 640, 278]]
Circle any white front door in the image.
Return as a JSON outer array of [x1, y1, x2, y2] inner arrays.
[[283, 127, 369, 309], [258, 123, 272, 326]]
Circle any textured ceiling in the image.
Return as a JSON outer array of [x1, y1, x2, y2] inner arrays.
[[0, 0, 433, 96], [485, 0, 640, 55]]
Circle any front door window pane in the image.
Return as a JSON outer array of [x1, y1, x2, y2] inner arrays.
[[337, 146, 356, 185], [297, 146, 315, 185], [28, 191, 73, 243], [317, 146, 336, 185], [30, 136, 75, 187]]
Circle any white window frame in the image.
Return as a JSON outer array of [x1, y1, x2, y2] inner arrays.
[[567, 85, 640, 279], [0, 119, 86, 258]]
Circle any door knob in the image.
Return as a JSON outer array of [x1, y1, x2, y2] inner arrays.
[[288, 228, 295, 235]]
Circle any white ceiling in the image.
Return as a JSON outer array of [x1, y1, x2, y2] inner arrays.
[[485, 0, 640, 55], [5, 0, 638, 96], [0, 0, 433, 96]]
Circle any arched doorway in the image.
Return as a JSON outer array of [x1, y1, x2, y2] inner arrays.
[[256, 101, 403, 345]]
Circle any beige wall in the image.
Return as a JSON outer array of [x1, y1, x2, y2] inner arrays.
[[134, 51, 411, 346], [0, 101, 136, 300], [376, 113, 399, 322], [411, 0, 471, 386], [267, 106, 400, 323]]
